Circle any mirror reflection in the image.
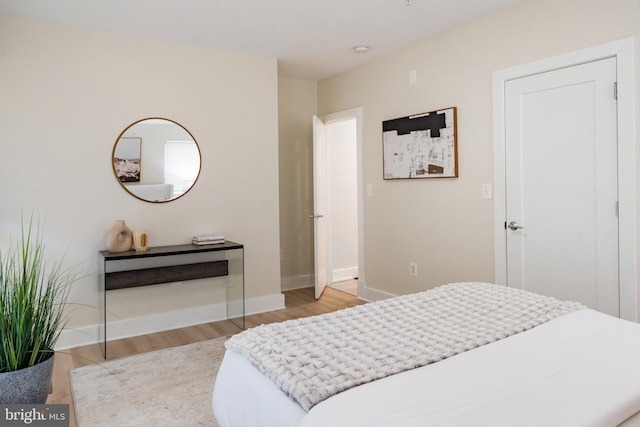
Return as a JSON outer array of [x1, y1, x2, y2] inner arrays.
[[112, 118, 201, 202]]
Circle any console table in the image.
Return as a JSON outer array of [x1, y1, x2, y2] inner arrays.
[[98, 241, 244, 358]]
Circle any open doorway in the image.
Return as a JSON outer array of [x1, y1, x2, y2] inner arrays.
[[326, 118, 358, 296], [312, 108, 363, 299]]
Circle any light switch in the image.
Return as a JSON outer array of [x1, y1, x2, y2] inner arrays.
[[482, 184, 493, 200], [409, 69, 417, 85]]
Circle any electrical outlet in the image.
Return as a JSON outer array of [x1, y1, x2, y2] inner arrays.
[[409, 262, 418, 277]]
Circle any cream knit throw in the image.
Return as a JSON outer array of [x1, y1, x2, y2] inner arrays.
[[226, 282, 584, 411]]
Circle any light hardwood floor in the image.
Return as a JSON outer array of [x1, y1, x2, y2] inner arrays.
[[328, 279, 358, 296], [48, 287, 365, 426]]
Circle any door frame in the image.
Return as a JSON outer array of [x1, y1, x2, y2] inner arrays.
[[312, 115, 328, 298], [318, 107, 365, 296], [492, 37, 637, 321]]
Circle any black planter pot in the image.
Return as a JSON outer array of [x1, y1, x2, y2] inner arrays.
[[0, 354, 55, 404]]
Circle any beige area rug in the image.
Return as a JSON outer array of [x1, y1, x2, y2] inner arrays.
[[69, 337, 228, 426]]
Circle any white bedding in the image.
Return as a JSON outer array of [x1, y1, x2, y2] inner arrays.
[[213, 349, 306, 427], [224, 282, 582, 411], [214, 309, 640, 427]]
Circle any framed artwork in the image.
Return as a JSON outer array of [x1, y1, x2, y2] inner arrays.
[[113, 137, 142, 182], [382, 107, 458, 179]]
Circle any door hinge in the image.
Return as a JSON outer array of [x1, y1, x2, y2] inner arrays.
[[614, 82, 618, 100], [616, 201, 619, 217]]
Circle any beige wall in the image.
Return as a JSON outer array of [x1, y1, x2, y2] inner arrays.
[[3, 0, 639, 340], [318, 0, 640, 297], [278, 77, 317, 289], [0, 16, 282, 333]]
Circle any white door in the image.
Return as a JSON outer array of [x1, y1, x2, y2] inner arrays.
[[505, 57, 619, 316], [312, 115, 328, 299]]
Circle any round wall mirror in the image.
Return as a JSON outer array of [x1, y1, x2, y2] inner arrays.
[[112, 118, 201, 203]]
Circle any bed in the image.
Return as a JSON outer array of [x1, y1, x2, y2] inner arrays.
[[212, 282, 640, 426]]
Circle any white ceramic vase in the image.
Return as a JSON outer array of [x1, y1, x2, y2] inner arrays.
[[106, 220, 133, 253]]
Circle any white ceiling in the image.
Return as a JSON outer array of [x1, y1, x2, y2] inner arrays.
[[0, 0, 524, 80]]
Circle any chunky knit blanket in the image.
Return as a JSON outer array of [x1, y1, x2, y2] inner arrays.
[[225, 282, 584, 411]]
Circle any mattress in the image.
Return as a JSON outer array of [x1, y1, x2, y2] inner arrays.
[[213, 308, 640, 427]]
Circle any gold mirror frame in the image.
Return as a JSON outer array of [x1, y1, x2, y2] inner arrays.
[[112, 117, 202, 203]]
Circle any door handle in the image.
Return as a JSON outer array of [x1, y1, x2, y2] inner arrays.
[[508, 221, 524, 230]]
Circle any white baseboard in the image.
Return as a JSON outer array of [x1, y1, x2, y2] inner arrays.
[[55, 292, 285, 350], [357, 280, 395, 303], [332, 266, 358, 283], [56, 283, 396, 350], [279, 273, 395, 303], [281, 274, 313, 291], [56, 325, 101, 351], [245, 293, 285, 316]]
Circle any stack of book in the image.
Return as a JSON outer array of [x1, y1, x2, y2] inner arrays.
[[192, 235, 225, 245]]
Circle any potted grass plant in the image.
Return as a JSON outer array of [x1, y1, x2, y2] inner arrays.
[[0, 216, 78, 404]]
